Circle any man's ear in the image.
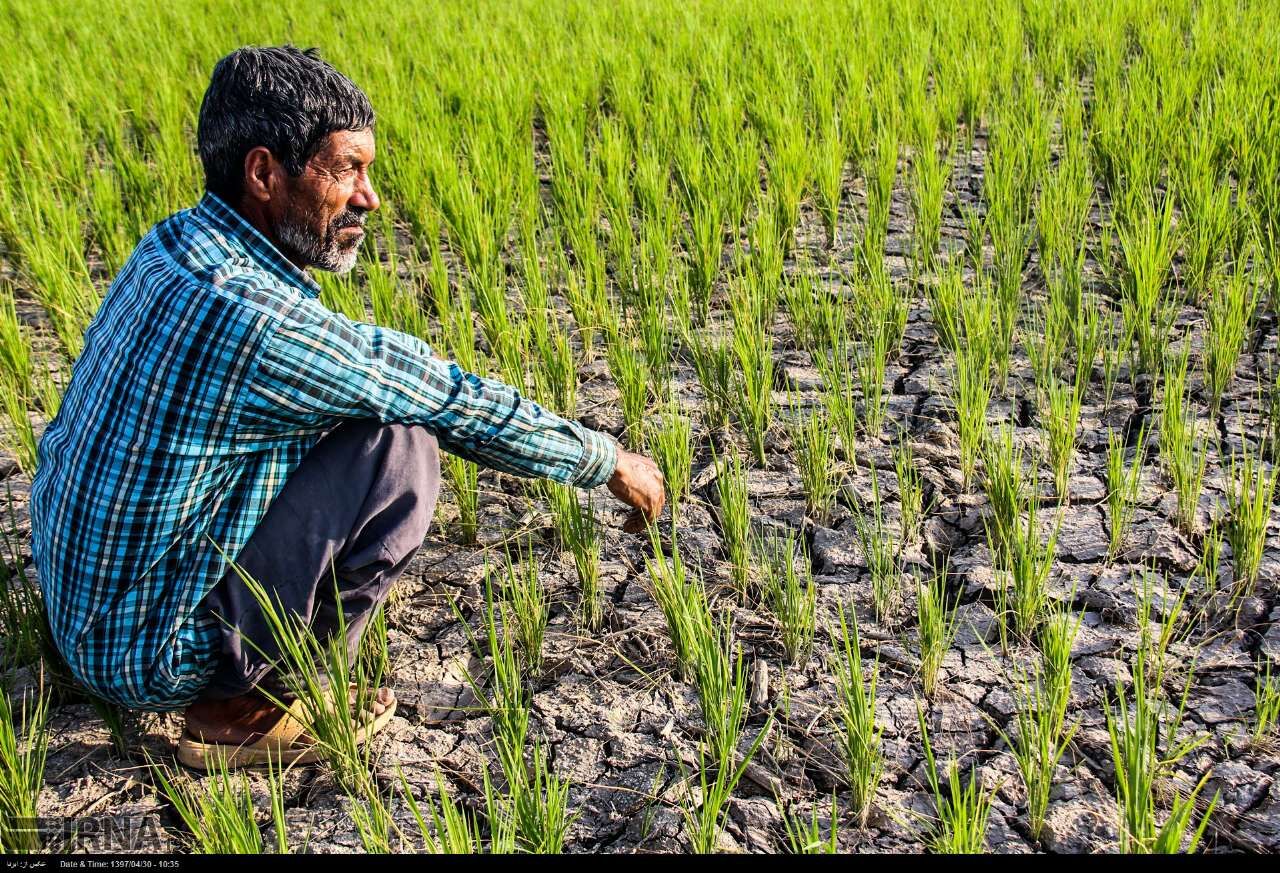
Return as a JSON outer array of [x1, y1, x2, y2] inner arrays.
[[242, 146, 277, 204]]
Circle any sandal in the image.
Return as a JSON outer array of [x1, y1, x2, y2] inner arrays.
[[176, 682, 397, 770]]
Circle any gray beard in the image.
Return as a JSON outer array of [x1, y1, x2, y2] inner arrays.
[[276, 209, 365, 274]]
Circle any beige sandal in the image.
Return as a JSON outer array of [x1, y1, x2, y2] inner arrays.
[[176, 682, 397, 770]]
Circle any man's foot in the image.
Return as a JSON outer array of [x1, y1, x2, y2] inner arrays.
[[183, 686, 396, 746]]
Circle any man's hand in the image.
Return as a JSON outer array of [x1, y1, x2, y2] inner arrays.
[[607, 449, 666, 533]]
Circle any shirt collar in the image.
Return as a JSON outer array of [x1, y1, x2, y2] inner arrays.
[[194, 191, 322, 299]]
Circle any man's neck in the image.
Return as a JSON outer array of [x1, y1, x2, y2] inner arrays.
[[230, 196, 310, 273]]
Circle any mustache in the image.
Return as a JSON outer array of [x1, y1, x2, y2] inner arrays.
[[330, 208, 368, 232]]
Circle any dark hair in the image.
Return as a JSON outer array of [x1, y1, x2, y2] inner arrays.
[[197, 45, 375, 201]]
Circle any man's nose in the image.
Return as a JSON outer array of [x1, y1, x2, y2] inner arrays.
[[350, 174, 380, 212]]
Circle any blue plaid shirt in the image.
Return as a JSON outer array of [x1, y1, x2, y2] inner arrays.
[[29, 191, 617, 711]]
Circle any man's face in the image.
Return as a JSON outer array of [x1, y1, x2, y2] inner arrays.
[[270, 127, 379, 274]]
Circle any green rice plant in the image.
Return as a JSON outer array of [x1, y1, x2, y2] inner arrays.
[[509, 738, 573, 854], [1250, 661, 1280, 745], [982, 424, 1028, 555], [759, 533, 816, 664], [780, 794, 838, 854], [645, 528, 709, 681], [150, 751, 285, 854], [443, 453, 480, 546], [816, 338, 860, 466], [210, 544, 385, 796], [813, 118, 846, 249], [854, 312, 891, 437], [862, 131, 898, 264], [648, 403, 693, 522], [1106, 425, 1149, 563], [0, 680, 49, 853], [1117, 195, 1179, 380], [528, 316, 577, 418], [733, 312, 775, 467], [1202, 258, 1259, 415], [0, 382, 36, 477], [0, 283, 32, 402], [400, 768, 483, 854], [495, 541, 547, 679], [1223, 445, 1279, 595], [606, 333, 651, 448], [687, 329, 735, 432], [916, 702, 993, 854], [1161, 348, 1209, 536], [674, 716, 773, 855], [895, 437, 924, 543], [788, 400, 839, 524], [997, 500, 1061, 642], [988, 661, 1078, 843], [917, 569, 961, 698], [910, 143, 951, 274], [639, 301, 674, 391], [0, 559, 46, 671], [927, 266, 965, 353], [1038, 603, 1081, 727], [546, 483, 602, 631], [1041, 373, 1083, 502], [690, 608, 754, 771], [852, 469, 900, 621], [830, 603, 884, 825], [713, 451, 752, 600], [953, 335, 994, 492]]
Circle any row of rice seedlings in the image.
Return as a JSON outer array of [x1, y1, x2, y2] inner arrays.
[[952, 293, 996, 491], [982, 425, 1029, 554], [545, 483, 603, 631], [1159, 347, 1210, 536], [758, 532, 816, 664], [645, 530, 709, 681], [916, 703, 993, 853], [830, 603, 884, 825], [909, 142, 951, 275], [443, 454, 481, 546], [0, 680, 49, 852], [1223, 444, 1279, 595], [894, 437, 925, 542], [686, 329, 735, 433], [605, 331, 650, 448], [788, 399, 839, 525], [1106, 424, 1149, 563], [852, 469, 901, 621], [917, 570, 961, 698], [149, 751, 289, 854], [731, 291, 775, 468], [815, 336, 860, 466], [861, 132, 898, 268], [1117, 194, 1179, 382], [713, 452, 752, 600], [648, 403, 693, 522]]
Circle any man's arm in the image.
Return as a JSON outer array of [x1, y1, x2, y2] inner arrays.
[[241, 297, 663, 522]]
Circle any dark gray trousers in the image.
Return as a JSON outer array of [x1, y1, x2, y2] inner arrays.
[[199, 419, 440, 701]]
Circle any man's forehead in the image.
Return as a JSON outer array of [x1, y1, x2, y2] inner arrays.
[[318, 128, 375, 161]]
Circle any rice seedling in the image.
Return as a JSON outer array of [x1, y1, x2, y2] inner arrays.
[[1041, 373, 1083, 502], [909, 143, 951, 274], [686, 329, 735, 432], [781, 795, 838, 854], [546, 483, 603, 631], [852, 470, 901, 621], [788, 400, 839, 524], [987, 661, 1078, 843], [606, 333, 651, 448], [927, 265, 965, 353], [916, 702, 993, 854], [1223, 445, 1279, 595], [916, 569, 961, 698], [674, 716, 773, 855], [691, 608, 753, 772], [895, 436, 924, 543], [1202, 257, 1259, 415], [830, 602, 884, 825], [1160, 348, 1210, 536], [648, 402, 693, 521], [1117, 194, 1179, 380], [645, 528, 710, 680], [854, 311, 892, 438], [150, 751, 290, 854], [1106, 425, 1148, 563], [997, 500, 1062, 642], [1253, 662, 1280, 746], [495, 541, 547, 679], [982, 425, 1028, 555], [443, 454, 480, 546], [759, 532, 816, 664], [0, 680, 49, 853], [210, 545, 385, 796], [713, 451, 752, 600], [816, 339, 861, 466], [732, 310, 775, 468], [1038, 603, 1080, 726], [399, 768, 484, 854]]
